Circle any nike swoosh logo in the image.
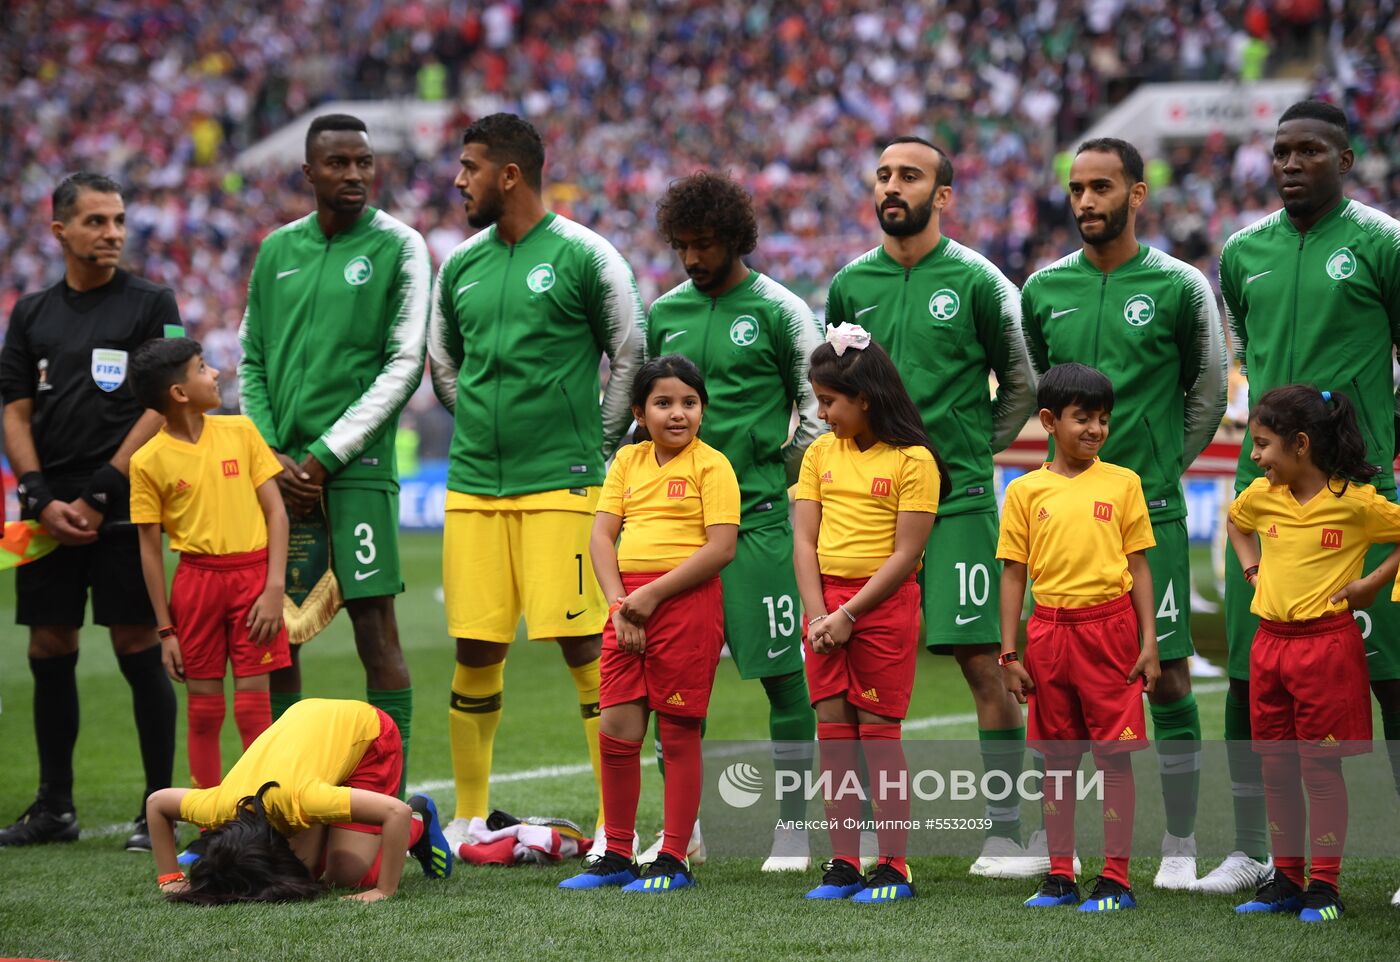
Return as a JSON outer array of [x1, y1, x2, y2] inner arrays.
[[456, 281, 480, 296], [954, 614, 981, 625], [662, 330, 687, 345], [854, 305, 879, 319], [1156, 631, 1175, 643], [354, 569, 380, 582], [1367, 650, 1379, 658], [1050, 307, 1078, 319], [276, 268, 300, 279], [766, 645, 792, 659], [566, 609, 588, 620], [1246, 270, 1273, 284]]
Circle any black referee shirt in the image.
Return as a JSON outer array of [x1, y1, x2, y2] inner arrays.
[[0, 269, 181, 486]]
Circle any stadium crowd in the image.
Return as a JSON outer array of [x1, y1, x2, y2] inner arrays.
[[2, 0, 1398, 420]]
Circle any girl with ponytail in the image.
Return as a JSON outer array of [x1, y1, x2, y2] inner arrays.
[[1224, 385, 1400, 921]]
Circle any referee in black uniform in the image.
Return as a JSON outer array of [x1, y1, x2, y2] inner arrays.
[[0, 173, 180, 850]]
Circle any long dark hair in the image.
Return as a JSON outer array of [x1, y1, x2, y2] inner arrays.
[[167, 782, 323, 906], [1251, 385, 1378, 492], [808, 338, 952, 500]]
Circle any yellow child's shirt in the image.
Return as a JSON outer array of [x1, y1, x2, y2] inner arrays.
[[130, 415, 283, 555], [1229, 477, 1400, 622], [794, 432, 941, 579], [998, 460, 1156, 608], [179, 699, 382, 834], [598, 438, 740, 572]]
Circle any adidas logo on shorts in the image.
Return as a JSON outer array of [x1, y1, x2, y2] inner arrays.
[[666, 692, 686, 707], [860, 687, 879, 703], [1117, 725, 1136, 740]]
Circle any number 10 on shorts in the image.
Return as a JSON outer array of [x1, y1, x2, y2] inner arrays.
[[954, 562, 990, 608]]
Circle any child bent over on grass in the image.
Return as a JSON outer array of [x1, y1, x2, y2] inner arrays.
[[146, 698, 451, 902]]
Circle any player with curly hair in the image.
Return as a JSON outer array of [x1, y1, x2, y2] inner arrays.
[[645, 171, 824, 871]]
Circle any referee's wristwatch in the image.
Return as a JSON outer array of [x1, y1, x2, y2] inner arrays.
[[997, 650, 1019, 667]]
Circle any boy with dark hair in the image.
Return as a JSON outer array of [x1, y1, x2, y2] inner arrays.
[[998, 362, 1160, 912], [129, 337, 291, 790], [1022, 135, 1227, 889]]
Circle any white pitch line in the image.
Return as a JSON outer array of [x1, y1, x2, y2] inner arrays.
[[91, 681, 1234, 836]]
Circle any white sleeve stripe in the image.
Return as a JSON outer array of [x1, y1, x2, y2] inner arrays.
[[548, 217, 646, 458], [318, 218, 430, 463], [1181, 268, 1228, 466]]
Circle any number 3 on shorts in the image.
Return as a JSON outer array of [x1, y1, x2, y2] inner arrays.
[[354, 522, 376, 566]]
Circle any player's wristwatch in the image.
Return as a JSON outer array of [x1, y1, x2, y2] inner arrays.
[[997, 650, 1019, 667]]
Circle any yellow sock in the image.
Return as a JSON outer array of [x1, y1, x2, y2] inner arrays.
[[449, 661, 505, 821], [568, 658, 603, 827]]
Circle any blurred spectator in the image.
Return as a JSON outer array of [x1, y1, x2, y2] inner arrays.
[[2, 0, 1395, 466]]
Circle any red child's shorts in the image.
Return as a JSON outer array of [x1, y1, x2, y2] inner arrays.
[[600, 572, 724, 719], [334, 707, 403, 835], [804, 574, 920, 719], [1251, 612, 1372, 756], [1025, 594, 1147, 753], [170, 548, 291, 680]]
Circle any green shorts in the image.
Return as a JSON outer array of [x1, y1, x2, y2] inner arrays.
[[922, 511, 1001, 652], [1225, 538, 1400, 681], [1145, 518, 1194, 662], [326, 484, 403, 601], [720, 521, 805, 679]]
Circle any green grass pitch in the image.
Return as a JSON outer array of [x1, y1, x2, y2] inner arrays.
[[2, 536, 1398, 960]]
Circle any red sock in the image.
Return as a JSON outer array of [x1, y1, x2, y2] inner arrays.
[[600, 731, 642, 858], [817, 721, 861, 866], [859, 722, 908, 876], [658, 714, 703, 861], [1302, 755, 1347, 889], [1043, 753, 1080, 881], [355, 849, 383, 889], [409, 815, 425, 849], [1261, 752, 1306, 887], [1099, 752, 1136, 888], [232, 689, 272, 749], [186, 693, 225, 789]]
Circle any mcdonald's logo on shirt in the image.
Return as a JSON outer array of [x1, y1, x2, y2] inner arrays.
[[1320, 528, 1343, 550], [1093, 501, 1113, 523], [870, 477, 892, 497], [666, 479, 688, 499]]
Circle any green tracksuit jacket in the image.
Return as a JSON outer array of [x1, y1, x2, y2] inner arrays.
[[825, 236, 1038, 517], [1220, 198, 1400, 493], [427, 212, 646, 497], [1022, 244, 1228, 522], [647, 270, 825, 528], [238, 207, 430, 486]]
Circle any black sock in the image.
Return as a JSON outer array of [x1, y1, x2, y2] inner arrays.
[[117, 646, 176, 805], [31, 652, 79, 813]]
